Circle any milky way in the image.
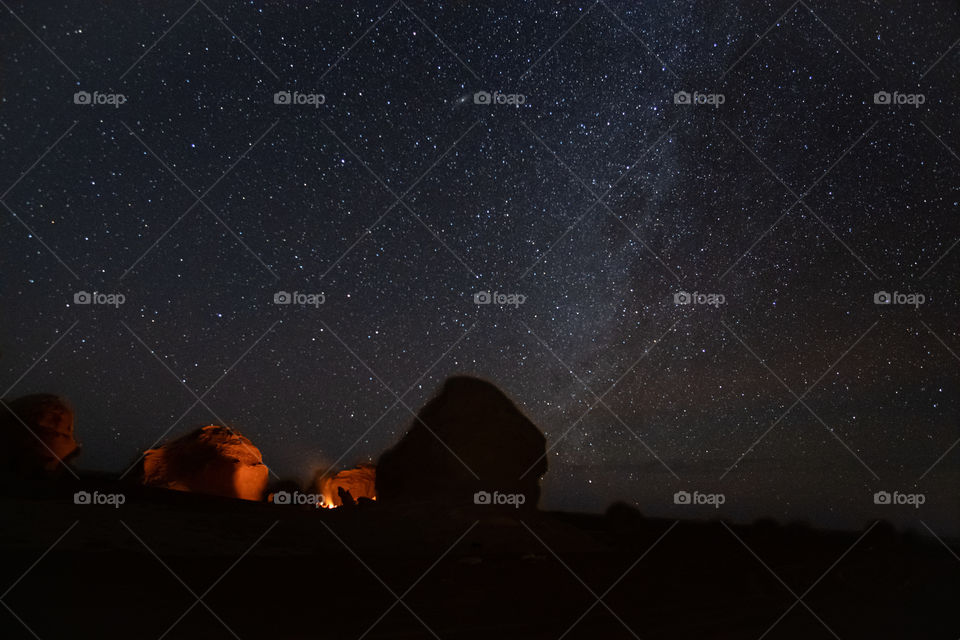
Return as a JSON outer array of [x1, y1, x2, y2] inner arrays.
[[1, 1, 958, 532]]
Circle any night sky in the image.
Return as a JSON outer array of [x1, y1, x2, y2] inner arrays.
[[1, 1, 958, 533]]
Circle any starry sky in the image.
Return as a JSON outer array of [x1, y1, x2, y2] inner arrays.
[[1, 1, 958, 533]]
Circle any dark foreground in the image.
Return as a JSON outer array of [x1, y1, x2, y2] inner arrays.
[[1, 479, 957, 639]]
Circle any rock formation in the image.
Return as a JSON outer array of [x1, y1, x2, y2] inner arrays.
[[375, 376, 547, 508], [140, 425, 268, 501], [314, 463, 376, 507], [0, 394, 79, 474]]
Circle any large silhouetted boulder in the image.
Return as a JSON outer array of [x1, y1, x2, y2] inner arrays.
[[376, 376, 547, 508], [140, 425, 269, 501], [0, 394, 79, 475]]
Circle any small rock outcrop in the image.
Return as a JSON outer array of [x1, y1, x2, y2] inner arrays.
[[375, 376, 547, 508], [314, 463, 376, 507], [0, 394, 79, 474], [140, 425, 268, 501]]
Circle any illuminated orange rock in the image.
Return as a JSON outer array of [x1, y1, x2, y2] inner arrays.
[[141, 425, 268, 501], [314, 463, 376, 507], [376, 376, 547, 508], [0, 394, 79, 474]]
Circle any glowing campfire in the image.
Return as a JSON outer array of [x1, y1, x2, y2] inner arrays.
[[314, 463, 376, 508]]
